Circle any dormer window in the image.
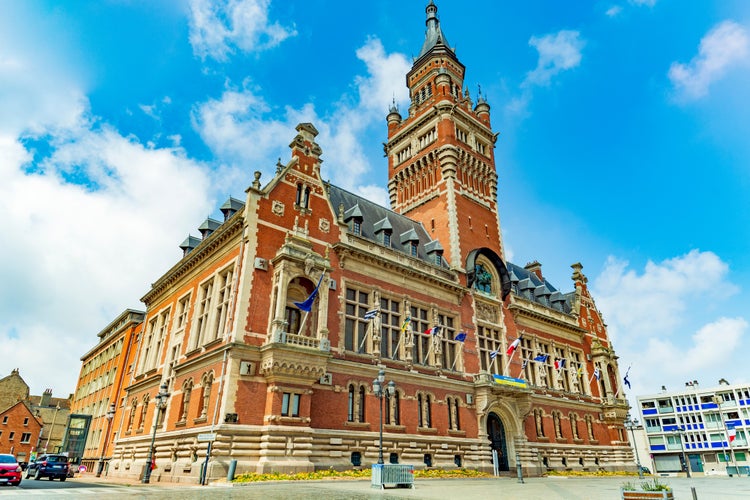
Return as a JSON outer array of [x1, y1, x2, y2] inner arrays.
[[425, 240, 444, 267], [373, 217, 393, 248], [400, 229, 420, 258], [344, 204, 364, 236]]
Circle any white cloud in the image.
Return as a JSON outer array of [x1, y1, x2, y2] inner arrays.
[[630, 0, 656, 7], [188, 0, 297, 61], [192, 37, 410, 200], [669, 20, 750, 100], [592, 250, 748, 397], [606, 6, 623, 18], [523, 30, 585, 88]]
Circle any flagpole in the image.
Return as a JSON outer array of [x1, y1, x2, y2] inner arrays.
[[504, 347, 519, 376], [296, 311, 309, 336], [450, 342, 463, 371], [358, 323, 371, 352]]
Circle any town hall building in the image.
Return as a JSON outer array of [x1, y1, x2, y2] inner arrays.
[[71, 2, 632, 482]]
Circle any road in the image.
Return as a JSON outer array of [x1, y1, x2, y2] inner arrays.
[[2, 475, 750, 499]]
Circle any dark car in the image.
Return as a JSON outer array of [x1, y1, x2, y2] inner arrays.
[[0, 454, 22, 486], [25, 454, 69, 481]]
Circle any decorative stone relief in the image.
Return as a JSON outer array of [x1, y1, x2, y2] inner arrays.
[[319, 218, 330, 233], [272, 200, 285, 217]]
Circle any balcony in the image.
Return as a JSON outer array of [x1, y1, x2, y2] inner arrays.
[[658, 406, 675, 414], [268, 330, 330, 351], [646, 426, 662, 433]]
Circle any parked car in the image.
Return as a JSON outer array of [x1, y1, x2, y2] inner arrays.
[[0, 454, 22, 486], [25, 454, 69, 481]]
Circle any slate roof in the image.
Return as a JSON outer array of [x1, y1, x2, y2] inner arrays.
[[507, 262, 573, 314], [327, 184, 446, 266]]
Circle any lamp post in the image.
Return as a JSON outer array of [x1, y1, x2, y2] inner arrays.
[[712, 395, 739, 476], [96, 403, 116, 477], [142, 382, 170, 484], [372, 370, 396, 465], [676, 426, 691, 478], [44, 402, 61, 453], [624, 415, 644, 479]]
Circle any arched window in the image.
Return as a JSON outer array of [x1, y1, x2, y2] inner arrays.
[[386, 390, 400, 426], [179, 380, 193, 422], [127, 398, 138, 431], [138, 395, 149, 430], [198, 372, 213, 419], [347, 383, 367, 423], [447, 397, 460, 431], [358, 386, 366, 423]]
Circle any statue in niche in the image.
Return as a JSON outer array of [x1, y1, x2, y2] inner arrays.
[[474, 264, 493, 293]]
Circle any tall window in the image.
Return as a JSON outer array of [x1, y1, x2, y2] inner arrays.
[[295, 183, 310, 209], [386, 391, 400, 426], [534, 409, 545, 437], [284, 306, 301, 335], [179, 380, 193, 422], [344, 288, 370, 352], [379, 296, 402, 359], [520, 337, 534, 383], [198, 372, 213, 419], [192, 280, 213, 349], [437, 314, 458, 369], [417, 393, 432, 428], [138, 396, 149, 430], [347, 383, 366, 423], [281, 393, 301, 417], [210, 266, 234, 342], [477, 325, 503, 374], [536, 343, 553, 388], [447, 396, 461, 431], [127, 398, 137, 431], [410, 306, 430, 364], [149, 308, 170, 370], [554, 346, 569, 392], [174, 293, 191, 333]]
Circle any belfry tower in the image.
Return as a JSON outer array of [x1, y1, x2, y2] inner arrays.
[[386, 1, 504, 270]]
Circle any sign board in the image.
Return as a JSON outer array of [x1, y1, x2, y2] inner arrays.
[[197, 433, 217, 442]]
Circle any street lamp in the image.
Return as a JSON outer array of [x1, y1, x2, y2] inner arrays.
[[142, 382, 170, 484], [624, 415, 644, 479], [676, 426, 691, 478], [372, 370, 396, 465], [96, 403, 116, 477]]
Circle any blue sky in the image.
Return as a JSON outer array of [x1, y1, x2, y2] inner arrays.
[[1, 0, 749, 404]]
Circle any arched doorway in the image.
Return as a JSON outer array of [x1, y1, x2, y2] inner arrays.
[[487, 412, 509, 471]]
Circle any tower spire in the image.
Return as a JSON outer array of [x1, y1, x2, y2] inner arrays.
[[418, 1, 451, 59]]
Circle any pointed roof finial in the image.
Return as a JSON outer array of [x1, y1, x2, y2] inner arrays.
[[418, 1, 451, 58]]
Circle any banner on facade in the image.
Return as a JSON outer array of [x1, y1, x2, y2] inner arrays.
[[492, 374, 527, 388]]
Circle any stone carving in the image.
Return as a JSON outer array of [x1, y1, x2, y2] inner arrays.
[[272, 200, 285, 216], [319, 218, 330, 233]]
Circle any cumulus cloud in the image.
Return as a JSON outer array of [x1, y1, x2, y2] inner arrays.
[[0, 9, 216, 394], [523, 30, 585, 88], [669, 20, 750, 100], [192, 37, 409, 204], [188, 0, 297, 61], [592, 250, 747, 396]]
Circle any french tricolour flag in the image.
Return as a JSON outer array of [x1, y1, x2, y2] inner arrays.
[[506, 337, 521, 356]]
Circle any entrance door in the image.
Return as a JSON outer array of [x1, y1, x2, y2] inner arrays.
[[487, 413, 509, 471], [688, 454, 703, 473]]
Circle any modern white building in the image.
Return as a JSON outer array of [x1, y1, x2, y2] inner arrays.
[[637, 380, 750, 476]]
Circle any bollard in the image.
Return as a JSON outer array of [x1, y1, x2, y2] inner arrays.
[[691, 486, 698, 500], [516, 452, 524, 484], [227, 459, 237, 482]]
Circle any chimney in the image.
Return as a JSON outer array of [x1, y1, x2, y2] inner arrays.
[[40, 388, 53, 407], [525, 260, 543, 280]]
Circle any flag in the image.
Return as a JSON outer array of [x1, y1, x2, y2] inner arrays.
[[400, 317, 411, 332], [533, 354, 549, 363], [554, 359, 566, 371], [521, 359, 528, 370], [593, 367, 601, 380], [293, 273, 324, 312], [624, 374, 631, 389], [506, 336, 521, 356], [728, 425, 736, 443], [363, 308, 379, 320], [455, 332, 467, 342], [577, 364, 583, 377], [490, 350, 499, 360], [425, 325, 441, 335]]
